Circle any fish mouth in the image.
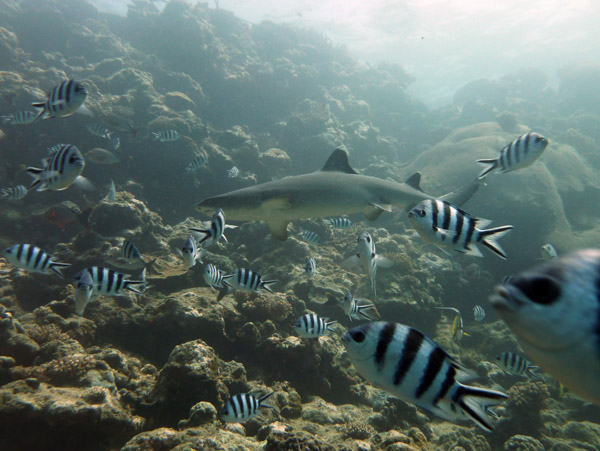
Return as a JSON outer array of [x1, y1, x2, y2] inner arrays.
[[489, 284, 520, 312]]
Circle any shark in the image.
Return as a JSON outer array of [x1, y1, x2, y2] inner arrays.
[[195, 148, 483, 241]]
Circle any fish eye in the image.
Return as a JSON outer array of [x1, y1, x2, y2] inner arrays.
[[534, 136, 542, 143], [69, 155, 78, 163], [513, 275, 561, 305], [349, 330, 366, 343], [5, 248, 12, 254], [418, 209, 426, 217]]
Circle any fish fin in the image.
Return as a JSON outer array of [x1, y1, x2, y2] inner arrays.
[[474, 218, 492, 229], [50, 99, 66, 107], [363, 206, 384, 221], [476, 159, 498, 179], [216, 286, 230, 301], [371, 202, 393, 213], [404, 172, 423, 192], [439, 177, 485, 207], [26, 168, 48, 191], [261, 279, 278, 293], [73, 176, 96, 191], [479, 225, 513, 259], [436, 306, 461, 315], [453, 385, 508, 432], [31, 102, 45, 108], [357, 304, 381, 321], [75, 293, 95, 316], [266, 219, 290, 241], [463, 244, 484, 258], [124, 280, 146, 295], [374, 255, 392, 268], [320, 147, 358, 174], [262, 196, 292, 211], [49, 262, 70, 278], [75, 104, 94, 117], [259, 392, 275, 405], [341, 254, 361, 270]]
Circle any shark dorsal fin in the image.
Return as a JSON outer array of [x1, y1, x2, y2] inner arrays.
[[320, 148, 358, 174], [405, 172, 423, 192]]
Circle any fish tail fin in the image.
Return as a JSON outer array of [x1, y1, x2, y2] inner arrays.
[[152, 132, 160, 140], [454, 385, 507, 431], [527, 366, 541, 379], [259, 391, 275, 409], [262, 280, 278, 293], [124, 280, 146, 295], [479, 225, 513, 259], [358, 304, 381, 321], [216, 285, 231, 301], [26, 167, 46, 191], [0, 188, 8, 198], [31, 103, 46, 121], [49, 262, 71, 278], [476, 159, 498, 179], [1, 115, 11, 124]]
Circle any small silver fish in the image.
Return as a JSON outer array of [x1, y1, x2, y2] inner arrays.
[[342, 232, 391, 296], [540, 243, 558, 261], [178, 235, 203, 268], [84, 148, 119, 165], [304, 257, 316, 278], [110, 135, 120, 150]]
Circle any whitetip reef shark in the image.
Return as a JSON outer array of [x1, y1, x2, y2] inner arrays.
[[196, 148, 483, 240]]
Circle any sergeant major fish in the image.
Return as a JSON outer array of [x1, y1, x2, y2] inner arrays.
[[342, 321, 507, 431], [186, 154, 207, 173], [223, 268, 277, 294], [87, 123, 113, 139], [298, 227, 320, 245], [1, 185, 28, 200], [32, 79, 88, 121], [409, 199, 513, 259], [490, 249, 600, 405], [2, 244, 70, 278], [1, 110, 38, 125], [325, 217, 353, 229], [74, 270, 94, 316], [495, 352, 539, 378], [152, 130, 179, 142], [477, 132, 549, 179], [342, 232, 391, 296], [178, 236, 203, 268], [473, 305, 486, 322], [341, 291, 380, 321], [221, 392, 274, 423], [106, 179, 116, 202], [105, 240, 154, 273], [304, 257, 316, 278], [27, 144, 93, 192], [203, 264, 229, 290], [190, 208, 235, 247], [293, 313, 337, 338]]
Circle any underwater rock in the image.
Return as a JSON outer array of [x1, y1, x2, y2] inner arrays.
[[149, 339, 248, 426], [238, 292, 293, 323], [178, 401, 218, 428], [0, 379, 144, 450], [503, 435, 544, 451], [263, 428, 338, 451], [164, 91, 196, 111]]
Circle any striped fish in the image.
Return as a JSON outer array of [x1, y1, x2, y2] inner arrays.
[[152, 130, 180, 141], [2, 244, 70, 278], [408, 199, 513, 259], [122, 240, 142, 262], [86, 122, 113, 139], [293, 313, 337, 338], [185, 154, 207, 173], [178, 235, 203, 268], [72, 266, 147, 297], [31, 79, 88, 120], [74, 270, 94, 315], [500, 275, 513, 286], [190, 208, 234, 247], [495, 352, 539, 378], [304, 257, 316, 278], [223, 268, 277, 294], [0, 185, 28, 200], [342, 232, 391, 296], [26, 144, 88, 192], [342, 322, 507, 431], [473, 305, 486, 321], [1, 110, 38, 125], [221, 392, 274, 423], [47, 143, 66, 155], [477, 132, 549, 179], [298, 227, 320, 245], [110, 135, 120, 150], [341, 291, 380, 321], [203, 263, 229, 290], [325, 217, 353, 229]]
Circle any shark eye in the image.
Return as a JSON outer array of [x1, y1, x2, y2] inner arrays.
[[349, 330, 366, 343], [514, 275, 561, 305]]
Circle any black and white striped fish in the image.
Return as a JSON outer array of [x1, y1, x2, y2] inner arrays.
[[293, 313, 337, 338], [26, 144, 90, 192], [495, 352, 539, 378], [203, 263, 229, 290], [298, 227, 320, 245], [223, 268, 277, 294], [304, 257, 316, 278], [31, 79, 88, 120], [74, 269, 94, 315], [221, 392, 274, 423], [342, 321, 507, 431], [122, 240, 142, 263], [473, 305, 486, 321], [47, 143, 66, 155], [190, 208, 234, 247], [341, 291, 380, 321], [185, 154, 207, 173], [1, 110, 38, 125], [0, 185, 28, 200], [178, 235, 203, 268], [152, 129, 180, 142], [86, 123, 113, 139], [477, 132, 549, 179], [227, 166, 240, 178], [342, 232, 391, 296], [325, 217, 353, 229], [2, 244, 70, 278], [408, 199, 513, 259], [105, 240, 147, 271]]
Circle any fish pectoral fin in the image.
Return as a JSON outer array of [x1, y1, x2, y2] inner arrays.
[[262, 196, 292, 210], [374, 255, 392, 268], [371, 202, 393, 213], [341, 254, 361, 270], [363, 206, 384, 221], [73, 176, 96, 191], [266, 219, 290, 241]]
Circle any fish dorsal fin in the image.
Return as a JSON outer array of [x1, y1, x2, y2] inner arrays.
[[405, 172, 423, 192], [320, 148, 358, 174]]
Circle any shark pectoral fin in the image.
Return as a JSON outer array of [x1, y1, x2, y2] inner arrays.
[[371, 202, 393, 213], [262, 196, 293, 210], [266, 219, 290, 241], [363, 205, 385, 221]]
